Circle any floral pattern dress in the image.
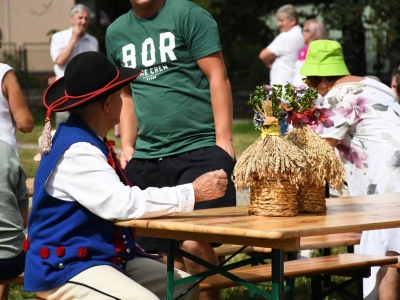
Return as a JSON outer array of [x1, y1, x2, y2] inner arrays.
[[317, 77, 400, 298]]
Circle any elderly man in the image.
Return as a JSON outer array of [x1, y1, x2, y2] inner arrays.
[[23, 51, 228, 300], [50, 4, 98, 125], [259, 4, 304, 86]]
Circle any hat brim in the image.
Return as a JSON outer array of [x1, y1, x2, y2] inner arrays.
[[300, 62, 350, 77], [44, 67, 142, 112]]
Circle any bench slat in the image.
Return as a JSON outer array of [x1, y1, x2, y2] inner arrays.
[[215, 232, 362, 259], [200, 253, 397, 291], [0, 275, 24, 285]]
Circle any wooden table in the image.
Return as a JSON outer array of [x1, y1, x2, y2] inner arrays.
[[116, 193, 400, 299]]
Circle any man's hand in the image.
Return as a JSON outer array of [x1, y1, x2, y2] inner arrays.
[[71, 24, 85, 40], [120, 146, 134, 169], [192, 169, 228, 202]]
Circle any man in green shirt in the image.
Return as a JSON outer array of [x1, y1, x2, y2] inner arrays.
[[106, 1, 235, 299]]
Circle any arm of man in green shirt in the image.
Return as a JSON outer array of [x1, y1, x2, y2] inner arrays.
[[196, 51, 235, 160]]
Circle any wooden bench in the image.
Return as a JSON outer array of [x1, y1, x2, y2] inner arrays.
[[215, 232, 362, 262], [26, 177, 34, 197], [0, 275, 24, 285], [199, 253, 398, 298]]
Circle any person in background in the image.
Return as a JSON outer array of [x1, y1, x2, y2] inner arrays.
[[292, 18, 327, 86], [106, 1, 236, 299], [259, 4, 304, 86], [50, 3, 98, 126], [0, 28, 34, 158], [301, 39, 400, 300], [391, 67, 400, 102], [259, 4, 304, 135], [24, 51, 228, 300], [0, 140, 30, 300]]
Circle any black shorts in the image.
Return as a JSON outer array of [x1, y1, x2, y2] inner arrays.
[[125, 145, 237, 252]]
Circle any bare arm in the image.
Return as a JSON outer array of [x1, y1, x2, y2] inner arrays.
[[259, 48, 276, 69], [324, 138, 338, 148], [119, 84, 138, 168], [54, 26, 84, 66], [2, 70, 34, 133], [196, 51, 235, 159], [21, 209, 29, 229]]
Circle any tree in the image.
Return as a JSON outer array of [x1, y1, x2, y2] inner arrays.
[[313, 0, 367, 76], [192, 0, 280, 86]]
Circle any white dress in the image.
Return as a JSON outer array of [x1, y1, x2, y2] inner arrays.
[[317, 77, 400, 298], [0, 63, 19, 157]]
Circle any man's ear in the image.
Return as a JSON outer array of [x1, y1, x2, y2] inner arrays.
[[102, 96, 111, 114]]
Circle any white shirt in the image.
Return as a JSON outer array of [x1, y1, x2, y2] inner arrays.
[[50, 28, 99, 79], [45, 141, 195, 220], [0, 63, 18, 157], [267, 25, 305, 86]]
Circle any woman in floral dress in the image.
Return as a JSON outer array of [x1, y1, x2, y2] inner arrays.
[[300, 39, 400, 300]]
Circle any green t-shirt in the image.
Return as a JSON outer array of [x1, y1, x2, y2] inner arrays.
[[106, 0, 221, 159]]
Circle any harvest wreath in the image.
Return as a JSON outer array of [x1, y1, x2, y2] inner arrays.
[[233, 83, 345, 216], [232, 84, 307, 217]]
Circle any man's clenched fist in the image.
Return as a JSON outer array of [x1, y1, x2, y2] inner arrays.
[[192, 169, 228, 202]]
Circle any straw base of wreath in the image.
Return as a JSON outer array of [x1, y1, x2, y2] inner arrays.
[[297, 183, 327, 213], [248, 179, 298, 217]]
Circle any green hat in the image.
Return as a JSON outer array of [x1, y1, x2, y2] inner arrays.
[[300, 40, 350, 76]]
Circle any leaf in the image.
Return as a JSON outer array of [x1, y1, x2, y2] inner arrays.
[[367, 184, 377, 195], [372, 103, 388, 111], [381, 132, 400, 148]]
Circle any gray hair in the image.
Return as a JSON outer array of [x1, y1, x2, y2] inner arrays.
[[276, 4, 299, 25], [304, 19, 327, 43], [70, 4, 91, 16]]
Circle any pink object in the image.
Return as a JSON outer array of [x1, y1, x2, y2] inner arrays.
[[298, 45, 309, 61]]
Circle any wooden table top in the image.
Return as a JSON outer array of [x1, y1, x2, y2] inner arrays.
[[116, 193, 400, 250]]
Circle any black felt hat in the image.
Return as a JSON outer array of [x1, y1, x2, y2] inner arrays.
[[44, 51, 141, 112], [40, 51, 141, 153]]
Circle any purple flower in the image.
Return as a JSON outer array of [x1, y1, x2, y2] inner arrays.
[[336, 95, 374, 123], [336, 139, 368, 169], [321, 108, 335, 128], [295, 85, 307, 97], [264, 85, 272, 92]]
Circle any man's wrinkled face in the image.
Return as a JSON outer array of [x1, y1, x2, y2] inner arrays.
[[70, 9, 90, 31], [277, 15, 296, 33]]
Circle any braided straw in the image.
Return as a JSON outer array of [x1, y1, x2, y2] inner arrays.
[[286, 123, 345, 212], [296, 182, 327, 213], [248, 178, 298, 217]]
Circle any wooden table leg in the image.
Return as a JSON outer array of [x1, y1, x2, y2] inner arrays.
[[271, 249, 285, 299]]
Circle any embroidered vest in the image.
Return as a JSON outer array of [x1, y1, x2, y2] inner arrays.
[[24, 115, 136, 291]]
